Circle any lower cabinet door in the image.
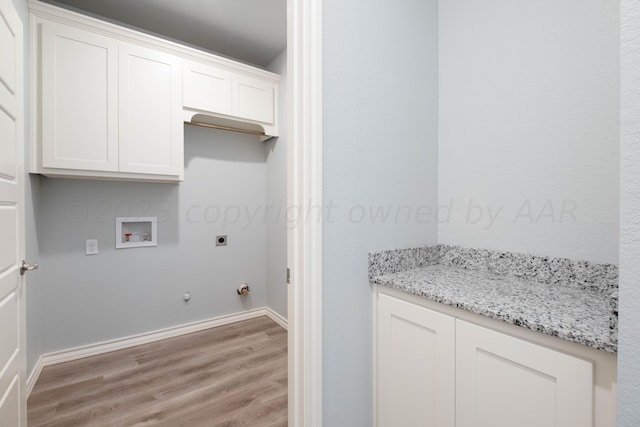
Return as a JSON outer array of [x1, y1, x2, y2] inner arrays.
[[377, 294, 455, 427], [455, 320, 594, 427]]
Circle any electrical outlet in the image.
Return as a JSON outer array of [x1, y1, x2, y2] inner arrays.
[[86, 239, 98, 255], [216, 235, 227, 246]]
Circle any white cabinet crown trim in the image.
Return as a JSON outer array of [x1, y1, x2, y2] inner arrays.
[[28, 1, 280, 82]]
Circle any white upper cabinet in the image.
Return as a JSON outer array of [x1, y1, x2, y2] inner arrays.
[[183, 60, 233, 115], [182, 59, 279, 139], [233, 74, 275, 125], [40, 21, 119, 172], [119, 44, 182, 176], [32, 10, 184, 182], [30, 0, 280, 182]]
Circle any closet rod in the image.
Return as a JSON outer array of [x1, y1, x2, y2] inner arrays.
[[185, 120, 266, 137]]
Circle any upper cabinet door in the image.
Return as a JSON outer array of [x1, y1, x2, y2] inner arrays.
[[183, 60, 232, 115], [40, 21, 118, 171], [456, 320, 594, 427], [232, 74, 275, 124], [118, 43, 182, 176]]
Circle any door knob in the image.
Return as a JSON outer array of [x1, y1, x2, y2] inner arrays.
[[20, 260, 38, 276]]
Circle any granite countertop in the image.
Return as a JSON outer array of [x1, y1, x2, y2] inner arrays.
[[369, 245, 618, 354]]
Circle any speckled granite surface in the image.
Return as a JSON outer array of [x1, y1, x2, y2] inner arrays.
[[369, 245, 618, 354]]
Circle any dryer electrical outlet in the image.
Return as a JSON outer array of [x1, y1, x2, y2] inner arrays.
[[216, 235, 227, 246]]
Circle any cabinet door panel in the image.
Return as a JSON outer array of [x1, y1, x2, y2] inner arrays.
[[232, 75, 274, 124], [456, 320, 593, 427], [183, 60, 232, 114], [41, 22, 118, 171], [377, 294, 455, 427], [119, 44, 182, 175]]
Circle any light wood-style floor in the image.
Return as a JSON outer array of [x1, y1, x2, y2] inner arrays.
[[28, 316, 287, 427]]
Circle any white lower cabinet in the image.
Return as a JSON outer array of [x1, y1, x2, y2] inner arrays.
[[377, 294, 455, 427], [375, 288, 617, 427], [456, 320, 592, 427]]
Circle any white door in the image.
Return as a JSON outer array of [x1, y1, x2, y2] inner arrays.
[[0, 0, 26, 425], [377, 294, 455, 427], [456, 320, 593, 427]]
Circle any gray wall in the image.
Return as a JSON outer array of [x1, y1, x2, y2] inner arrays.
[[619, 0, 640, 424], [322, 0, 439, 424], [264, 48, 288, 319], [438, 0, 620, 264], [37, 127, 274, 353]]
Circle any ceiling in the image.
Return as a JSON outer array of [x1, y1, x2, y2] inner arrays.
[[47, 0, 287, 68]]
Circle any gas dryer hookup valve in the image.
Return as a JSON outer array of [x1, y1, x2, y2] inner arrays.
[[237, 283, 250, 296]]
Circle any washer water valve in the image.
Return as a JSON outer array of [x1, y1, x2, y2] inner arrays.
[[237, 283, 250, 296]]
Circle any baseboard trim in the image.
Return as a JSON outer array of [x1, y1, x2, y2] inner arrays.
[[264, 307, 288, 331], [27, 355, 45, 397], [28, 307, 288, 396]]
